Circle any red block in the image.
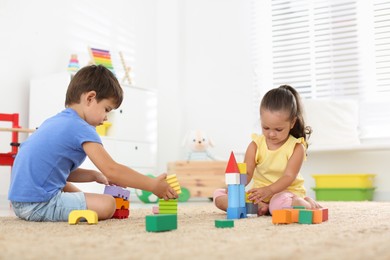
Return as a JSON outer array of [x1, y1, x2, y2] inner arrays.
[[321, 208, 329, 221], [112, 209, 129, 219]]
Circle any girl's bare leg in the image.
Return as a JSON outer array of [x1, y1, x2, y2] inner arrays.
[[214, 195, 228, 211]]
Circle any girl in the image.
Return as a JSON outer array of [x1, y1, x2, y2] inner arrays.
[[214, 85, 321, 215]]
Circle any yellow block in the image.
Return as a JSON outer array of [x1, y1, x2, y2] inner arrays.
[[96, 121, 112, 136], [166, 174, 182, 194], [68, 210, 98, 225], [237, 163, 247, 174]]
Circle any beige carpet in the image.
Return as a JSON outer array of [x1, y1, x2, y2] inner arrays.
[[0, 201, 390, 260]]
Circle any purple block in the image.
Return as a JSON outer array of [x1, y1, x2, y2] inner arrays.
[[240, 174, 247, 185], [104, 185, 130, 200]]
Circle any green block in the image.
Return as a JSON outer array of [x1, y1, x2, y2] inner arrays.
[[159, 209, 178, 214], [215, 219, 234, 228], [146, 214, 177, 232], [293, 206, 305, 209], [298, 210, 313, 224], [159, 199, 178, 205]]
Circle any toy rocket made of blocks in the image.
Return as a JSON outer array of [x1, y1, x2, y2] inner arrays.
[[225, 152, 247, 219], [104, 185, 130, 219]]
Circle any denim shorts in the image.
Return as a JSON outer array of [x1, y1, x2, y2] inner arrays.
[[11, 191, 87, 222]]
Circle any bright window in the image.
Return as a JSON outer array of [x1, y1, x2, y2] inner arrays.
[[252, 0, 390, 140]]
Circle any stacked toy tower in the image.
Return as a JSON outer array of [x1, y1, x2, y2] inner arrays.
[[158, 174, 182, 214], [104, 185, 130, 219], [225, 152, 247, 219], [146, 174, 182, 232]]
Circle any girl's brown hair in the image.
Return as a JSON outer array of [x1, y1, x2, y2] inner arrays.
[[260, 85, 312, 146]]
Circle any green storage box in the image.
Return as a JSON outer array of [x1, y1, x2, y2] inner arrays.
[[312, 187, 375, 201]]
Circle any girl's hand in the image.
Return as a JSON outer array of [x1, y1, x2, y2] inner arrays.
[[152, 173, 178, 200], [94, 170, 109, 185], [247, 186, 273, 204]]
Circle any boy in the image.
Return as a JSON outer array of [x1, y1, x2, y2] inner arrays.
[[8, 65, 177, 222]]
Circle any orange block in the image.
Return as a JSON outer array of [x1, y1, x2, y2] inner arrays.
[[312, 209, 323, 224], [285, 209, 299, 223], [115, 197, 130, 210], [272, 209, 292, 224]]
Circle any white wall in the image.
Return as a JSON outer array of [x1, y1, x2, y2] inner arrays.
[[157, 0, 256, 171], [0, 0, 160, 196], [179, 0, 254, 162]]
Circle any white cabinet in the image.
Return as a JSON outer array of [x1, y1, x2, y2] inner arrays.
[[29, 72, 158, 195]]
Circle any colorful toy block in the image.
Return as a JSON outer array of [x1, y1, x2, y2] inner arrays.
[[146, 214, 177, 232], [166, 174, 182, 194], [225, 152, 240, 173], [112, 209, 130, 219], [115, 197, 130, 210], [321, 208, 329, 221], [284, 208, 299, 223], [312, 209, 323, 224], [215, 219, 234, 228], [104, 185, 130, 200], [225, 173, 240, 185], [272, 209, 292, 224], [246, 202, 258, 216], [298, 210, 313, 224], [152, 206, 159, 214], [227, 207, 246, 219], [158, 199, 178, 214], [68, 210, 98, 225], [272, 207, 328, 225]]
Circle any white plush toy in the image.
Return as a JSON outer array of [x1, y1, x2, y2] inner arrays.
[[183, 130, 216, 161]]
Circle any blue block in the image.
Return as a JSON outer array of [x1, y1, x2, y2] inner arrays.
[[239, 185, 245, 208], [228, 185, 240, 208], [227, 207, 247, 219]]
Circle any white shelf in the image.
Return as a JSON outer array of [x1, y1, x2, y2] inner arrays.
[[308, 139, 390, 153]]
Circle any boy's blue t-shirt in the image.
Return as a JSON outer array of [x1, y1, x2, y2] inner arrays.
[[8, 108, 102, 202]]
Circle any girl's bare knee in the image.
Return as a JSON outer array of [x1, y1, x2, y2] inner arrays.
[[214, 195, 228, 211]]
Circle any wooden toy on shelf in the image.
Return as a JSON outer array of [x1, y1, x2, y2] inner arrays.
[[68, 210, 98, 225], [67, 54, 80, 75], [88, 46, 115, 75], [119, 51, 132, 85]]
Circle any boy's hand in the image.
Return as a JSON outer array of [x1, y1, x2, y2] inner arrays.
[[247, 186, 273, 204], [152, 173, 178, 200], [94, 170, 109, 185]]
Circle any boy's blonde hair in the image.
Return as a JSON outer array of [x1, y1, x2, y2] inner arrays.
[[65, 65, 123, 108]]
